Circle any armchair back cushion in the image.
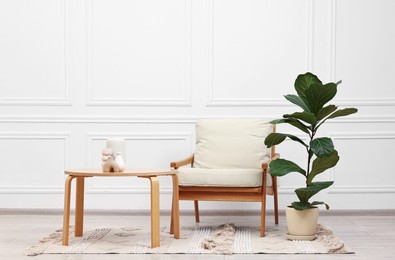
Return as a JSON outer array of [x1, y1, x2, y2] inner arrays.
[[193, 119, 273, 170]]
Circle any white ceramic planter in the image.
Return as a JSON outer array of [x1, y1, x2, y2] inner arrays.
[[286, 206, 319, 240]]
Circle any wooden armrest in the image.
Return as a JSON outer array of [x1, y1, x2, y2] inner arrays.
[[261, 153, 280, 170], [170, 154, 194, 169]]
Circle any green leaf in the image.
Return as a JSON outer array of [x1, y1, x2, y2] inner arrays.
[[307, 151, 339, 184], [294, 72, 322, 104], [287, 120, 310, 134], [304, 83, 337, 114], [291, 201, 311, 211], [286, 134, 309, 148], [269, 159, 306, 177], [270, 118, 287, 124], [310, 137, 335, 158], [291, 201, 330, 210], [309, 181, 334, 194], [264, 133, 286, 147], [327, 108, 358, 120], [295, 181, 334, 203], [316, 108, 358, 131], [294, 188, 310, 204], [316, 105, 337, 121], [284, 112, 317, 125], [270, 118, 310, 134], [311, 201, 330, 210], [265, 133, 308, 148], [284, 94, 310, 112]]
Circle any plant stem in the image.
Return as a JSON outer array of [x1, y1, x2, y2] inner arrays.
[[306, 149, 311, 184], [306, 128, 316, 185]]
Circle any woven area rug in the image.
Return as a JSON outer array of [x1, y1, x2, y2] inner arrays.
[[26, 223, 353, 255]]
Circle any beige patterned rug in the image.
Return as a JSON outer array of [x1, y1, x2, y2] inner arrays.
[[26, 223, 353, 255]]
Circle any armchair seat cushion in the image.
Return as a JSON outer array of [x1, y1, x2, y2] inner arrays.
[[177, 168, 272, 187]]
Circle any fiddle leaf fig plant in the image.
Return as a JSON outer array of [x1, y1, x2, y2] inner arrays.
[[264, 72, 357, 211]]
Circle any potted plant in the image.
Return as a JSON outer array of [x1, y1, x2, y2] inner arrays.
[[264, 72, 358, 240]]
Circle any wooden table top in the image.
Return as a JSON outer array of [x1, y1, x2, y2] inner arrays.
[[64, 169, 177, 177]]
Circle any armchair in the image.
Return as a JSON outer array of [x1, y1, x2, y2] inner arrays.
[[170, 119, 279, 236]]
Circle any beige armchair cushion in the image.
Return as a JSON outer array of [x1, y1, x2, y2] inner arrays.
[[193, 119, 272, 169], [177, 119, 274, 188], [177, 168, 272, 187]]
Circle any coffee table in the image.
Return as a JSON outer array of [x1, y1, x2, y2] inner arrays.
[[62, 169, 180, 248]]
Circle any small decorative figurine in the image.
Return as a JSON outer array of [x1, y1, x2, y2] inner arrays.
[[114, 152, 126, 171], [101, 148, 124, 172]]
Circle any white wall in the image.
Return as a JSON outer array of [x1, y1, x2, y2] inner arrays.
[[0, 0, 394, 210]]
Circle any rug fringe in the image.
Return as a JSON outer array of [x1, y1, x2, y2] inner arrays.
[[315, 224, 349, 253], [25, 226, 73, 256]]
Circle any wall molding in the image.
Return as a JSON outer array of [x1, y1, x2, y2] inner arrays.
[[0, 187, 64, 194], [0, 0, 71, 106], [334, 99, 395, 106], [329, 0, 337, 82], [0, 115, 394, 124], [328, 0, 395, 106], [85, 0, 192, 107], [206, 0, 313, 107], [205, 99, 395, 107], [329, 132, 395, 194], [0, 132, 71, 193], [274, 186, 388, 195], [329, 186, 395, 194], [307, 0, 315, 72]]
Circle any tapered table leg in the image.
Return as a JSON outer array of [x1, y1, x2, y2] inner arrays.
[[75, 177, 85, 237], [148, 176, 160, 248], [62, 176, 75, 246]]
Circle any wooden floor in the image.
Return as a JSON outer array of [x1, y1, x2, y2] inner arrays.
[[1, 210, 394, 259]]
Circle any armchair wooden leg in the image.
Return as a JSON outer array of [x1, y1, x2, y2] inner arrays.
[[171, 174, 180, 239], [273, 176, 279, 225], [260, 207, 266, 236], [170, 202, 174, 235], [261, 185, 267, 237], [194, 200, 200, 223]]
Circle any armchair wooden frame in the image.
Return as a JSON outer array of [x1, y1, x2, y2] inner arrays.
[[170, 130, 279, 237]]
